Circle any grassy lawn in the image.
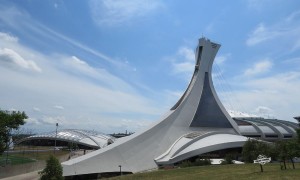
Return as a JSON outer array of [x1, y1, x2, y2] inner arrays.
[[0, 147, 69, 166], [15, 150, 69, 161], [108, 163, 300, 180], [0, 154, 36, 166]]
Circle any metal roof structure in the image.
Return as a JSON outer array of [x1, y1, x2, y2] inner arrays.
[[234, 117, 297, 140], [18, 129, 116, 149]]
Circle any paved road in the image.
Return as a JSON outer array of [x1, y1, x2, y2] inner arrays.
[[0, 170, 40, 180]]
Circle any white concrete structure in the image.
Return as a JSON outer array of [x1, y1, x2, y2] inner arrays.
[[234, 117, 298, 141], [62, 38, 298, 178]]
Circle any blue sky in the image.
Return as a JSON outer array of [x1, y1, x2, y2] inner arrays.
[[0, 0, 299, 133]]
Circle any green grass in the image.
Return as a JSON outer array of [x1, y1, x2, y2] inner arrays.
[[0, 154, 36, 166], [0, 147, 69, 166], [108, 163, 300, 180], [16, 150, 69, 161]]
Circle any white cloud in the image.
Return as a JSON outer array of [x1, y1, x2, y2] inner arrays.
[[89, 0, 164, 26], [0, 5, 128, 68], [173, 61, 194, 74], [244, 59, 272, 76], [33, 107, 41, 112], [25, 117, 40, 125], [171, 47, 194, 73], [0, 48, 42, 72], [246, 23, 281, 46], [204, 22, 214, 34], [53, 105, 64, 110], [61, 56, 135, 91], [0, 31, 163, 132], [285, 10, 300, 22], [230, 71, 300, 122], [0, 32, 18, 42], [117, 118, 152, 131], [283, 57, 300, 64], [228, 110, 258, 118], [255, 106, 274, 116], [246, 11, 300, 48], [246, 0, 274, 10], [291, 39, 300, 52], [215, 54, 230, 65], [178, 47, 194, 62], [41, 116, 65, 125]]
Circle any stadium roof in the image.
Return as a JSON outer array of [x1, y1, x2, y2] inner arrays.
[[18, 129, 116, 149], [233, 117, 298, 140]]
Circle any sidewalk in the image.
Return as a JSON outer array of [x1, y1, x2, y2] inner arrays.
[[0, 170, 40, 180]]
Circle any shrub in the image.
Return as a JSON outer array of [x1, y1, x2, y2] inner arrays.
[[39, 155, 64, 180], [179, 160, 193, 168], [221, 154, 234, 165], [179, 158, 211, 168], [194, 158, 211, 166]]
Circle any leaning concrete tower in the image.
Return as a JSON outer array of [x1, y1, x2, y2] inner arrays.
[[62, 38, 248, 177]]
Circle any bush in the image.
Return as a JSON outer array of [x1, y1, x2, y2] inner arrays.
[[221, 154, 234, 165], [179, 158, 211, 168], [39, 155, 64, 180], [179, 160, 193, 168], [194, 158, 211, 166]]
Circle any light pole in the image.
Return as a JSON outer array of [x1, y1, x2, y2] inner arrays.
[[118, 165, 122, 176], [5, 128, 11, 165], [54, 123, 58, 154]]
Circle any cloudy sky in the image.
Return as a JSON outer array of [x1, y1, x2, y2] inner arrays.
[[1, 0, 299, 133]]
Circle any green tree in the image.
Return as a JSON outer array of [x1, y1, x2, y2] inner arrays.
[[0, 110, 27, 154], [276, 140, 288, 170], [286, 139, 300, 169], [39, 155, 64, 180], [242, 139, 271, 163], [276, 139, 300, 170], [242, 139, 272, 172]]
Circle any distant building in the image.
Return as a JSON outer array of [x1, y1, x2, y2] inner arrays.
[[17, 129, 116, 150], [110, 132, 134, 138]]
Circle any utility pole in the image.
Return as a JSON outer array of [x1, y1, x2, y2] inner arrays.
[[119, 165, 122, 176], [54, 123, 58, 154]]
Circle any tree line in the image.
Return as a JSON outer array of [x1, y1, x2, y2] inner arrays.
[[242, 128, 300, 170], [0, 109, 27, 155]]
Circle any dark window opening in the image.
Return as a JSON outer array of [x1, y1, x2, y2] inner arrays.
[[265, 135, 278, 138], [244, 135, 261, 138]]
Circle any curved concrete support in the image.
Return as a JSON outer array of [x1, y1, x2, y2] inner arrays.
[[259, 119, 296, 138], [155, 131, 242, 165], [240, 120, 264, 138], [250, 120, 283, 140], [159, 134, 248, 165], [61, 38, 244, 177]]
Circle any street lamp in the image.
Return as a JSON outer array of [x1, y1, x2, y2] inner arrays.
[[54, 123, 58, 154], [118, 165, 122, 176]]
